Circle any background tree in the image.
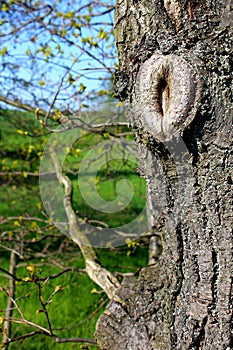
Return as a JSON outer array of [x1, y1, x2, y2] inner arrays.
[[0, 1, 148, 349], [0, 0, 116, 114]]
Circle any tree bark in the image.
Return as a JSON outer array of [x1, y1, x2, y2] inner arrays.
[[95, 1, 232, 349]]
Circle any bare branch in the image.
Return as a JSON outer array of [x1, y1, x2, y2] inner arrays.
[[3, 331, 44, 345], [0, 94, 46, 115], [5, 317, 52, 335], [50, 148, 120, 299], [35, 281, 53, 334], [0, 267, 84, 282], [1, 290, 25, 320], [0, 244, 24, 259], [55, 337, 97, 345], [0, 267, 21, 282], [3, 330, 97, 347]]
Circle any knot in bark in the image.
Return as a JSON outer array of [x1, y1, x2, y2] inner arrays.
[[134, 53, 199, 142]]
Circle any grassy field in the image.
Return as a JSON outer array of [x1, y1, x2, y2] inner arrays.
[[0, 109, 148, 349]]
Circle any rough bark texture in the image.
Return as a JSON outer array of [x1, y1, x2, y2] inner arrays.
[[95, 1, 232, 349]]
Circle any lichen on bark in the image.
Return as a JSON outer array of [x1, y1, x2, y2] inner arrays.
[[95, 1, 232, 349]]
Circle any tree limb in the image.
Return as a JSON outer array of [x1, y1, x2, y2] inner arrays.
[[50, 149, 120, 299], [0, 94, 46, 115]]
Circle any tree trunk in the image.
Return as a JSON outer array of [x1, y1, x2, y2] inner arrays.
[[95, 1, 232, 349]]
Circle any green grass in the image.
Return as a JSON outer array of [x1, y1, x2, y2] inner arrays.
[[0, 246, 148, 349], [0, 109, 148, 349], [0, 257, 103, 349]]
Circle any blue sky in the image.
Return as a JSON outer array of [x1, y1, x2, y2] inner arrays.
[[0, 0, 116, 111]]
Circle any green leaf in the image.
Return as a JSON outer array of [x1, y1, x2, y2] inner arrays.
[[64, 11, 75, 19], [98, 28, 109, 41], [79, 83, 86, 92], [61, 29, 67, 37], [1, 4, 9, 11], [0, 47, 7, 56], [84, 15, 91, 22]]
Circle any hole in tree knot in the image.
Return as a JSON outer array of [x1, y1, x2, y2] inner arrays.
[[158, 77, 170, 116], [134, 53, 199, 141]]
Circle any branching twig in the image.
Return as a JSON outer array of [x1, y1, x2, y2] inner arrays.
[[35, 281, 53, 334], [0, 267, 84, 282]]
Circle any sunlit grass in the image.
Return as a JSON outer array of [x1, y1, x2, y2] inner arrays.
[[0, 109, 148, 349]]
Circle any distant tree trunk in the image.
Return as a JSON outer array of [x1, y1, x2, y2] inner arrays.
[[3, 250, 18, 348], [95, 1, 232, 349]]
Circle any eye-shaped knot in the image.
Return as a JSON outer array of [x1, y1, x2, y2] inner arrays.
[[134, 54, 198, 142]]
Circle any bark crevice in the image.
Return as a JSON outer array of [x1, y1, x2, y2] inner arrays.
[[95, 0, 232, 348]]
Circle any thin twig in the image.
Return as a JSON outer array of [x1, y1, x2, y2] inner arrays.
[[6, 317, 52, 335], [3, 331, 44, 345], [55, 337, 97, 345], [0, 267, 84, 282], [35, 281, 53, 334]]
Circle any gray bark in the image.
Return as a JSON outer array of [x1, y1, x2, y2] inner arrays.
[[95, 1, 232, 349]]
